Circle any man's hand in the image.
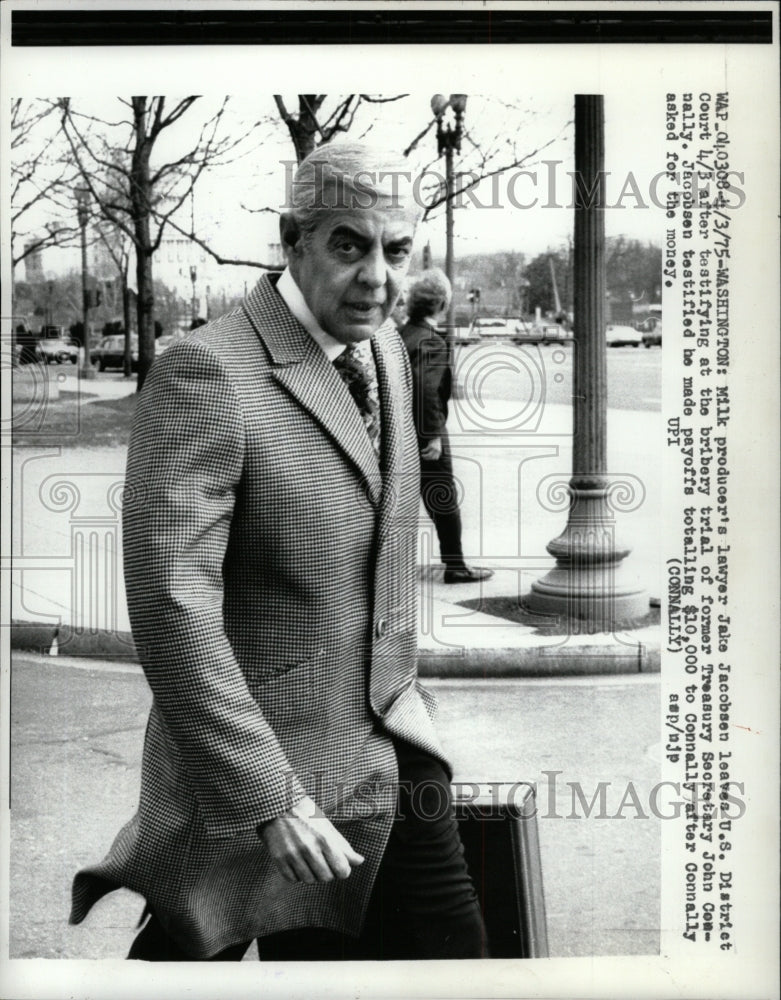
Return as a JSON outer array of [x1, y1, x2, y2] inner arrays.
[[259, 795, 364, 883], [420, 436, 443, 462]]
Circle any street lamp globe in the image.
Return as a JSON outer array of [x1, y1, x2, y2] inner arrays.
[[449, 94, 468, 114], [430, 93, 449, 118]]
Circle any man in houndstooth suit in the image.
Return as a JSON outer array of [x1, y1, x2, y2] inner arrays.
[[70, 143, 486, 961]]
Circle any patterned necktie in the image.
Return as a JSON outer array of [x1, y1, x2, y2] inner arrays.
[[333, 342, 382, 459]]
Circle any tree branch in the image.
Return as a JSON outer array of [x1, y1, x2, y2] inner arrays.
[[403, 119, 435, 158], [360, 94, 408, 103], [151, 212, 282, 270]]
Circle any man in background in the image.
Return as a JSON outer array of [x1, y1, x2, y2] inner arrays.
[[400, 268, 494, 584]]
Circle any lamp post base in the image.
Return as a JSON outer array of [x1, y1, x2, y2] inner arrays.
[[524, 484, 648, 631], [524, 573, 649, 629]]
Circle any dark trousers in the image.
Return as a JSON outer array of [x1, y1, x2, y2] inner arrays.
[[128, 742, 487, 961], [420, 434, 466, 570]]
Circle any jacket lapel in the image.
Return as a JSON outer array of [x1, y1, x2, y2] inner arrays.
[[372, 324, 404, 538], [243, 275, 384, 506]]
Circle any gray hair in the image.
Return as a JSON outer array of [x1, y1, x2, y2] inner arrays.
[[406, 268, 452, 322], [286, 141, 419, 237]]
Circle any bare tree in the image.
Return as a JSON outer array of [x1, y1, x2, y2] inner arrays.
[[156, 94, 565, 286], [58, 96, 261, 388], [199, 95, 569, 273], [272, 94, 407, 163], [50, 92, 569, 385], [94, 219, 135, 375], [409, 100, 571, 221], [271, 94, 569, 223], [159, 94, 410, 272], [10, 99, 81, 271]]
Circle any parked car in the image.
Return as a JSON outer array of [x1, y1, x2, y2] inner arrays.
[[36, 328, 79, 364], [605, 324, 641, 347], [540, 324, 571, 343], [641, 322, 662, 348], [91, 334, 139, 371], [511, 322, 572, 345], [469, 317, 521, 338]]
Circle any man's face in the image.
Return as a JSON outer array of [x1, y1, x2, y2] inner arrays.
[[286, 202, 417, 345]]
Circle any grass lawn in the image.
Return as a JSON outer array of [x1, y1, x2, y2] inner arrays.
[[12, 390, 137, 450]]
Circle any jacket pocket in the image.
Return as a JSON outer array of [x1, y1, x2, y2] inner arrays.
[[261, 647, 326, 681], [251, 648, 327, 724]]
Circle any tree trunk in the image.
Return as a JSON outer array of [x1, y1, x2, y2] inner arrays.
[[134, 247, 154, 390], [130, 98, 156, 391], [122, 264, 132, 379], [290, 96, 322, 163]]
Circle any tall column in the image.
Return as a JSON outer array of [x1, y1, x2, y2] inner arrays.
[[525, 95, 647, 628], [573, 94, 607, 487]]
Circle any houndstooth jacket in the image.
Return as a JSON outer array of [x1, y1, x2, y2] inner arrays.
[[69, 273, 448, 958]]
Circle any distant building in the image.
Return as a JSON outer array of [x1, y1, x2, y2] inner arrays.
[[24, 243, 44, 283], [91, 238, 120, 282], [153, 220, 281, 322], [155, 231, 220, 321]]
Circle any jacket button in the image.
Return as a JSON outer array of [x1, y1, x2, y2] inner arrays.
[[375, 618, 387, 638]]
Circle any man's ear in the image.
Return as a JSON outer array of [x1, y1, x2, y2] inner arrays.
[[279, 213, 302, 257]]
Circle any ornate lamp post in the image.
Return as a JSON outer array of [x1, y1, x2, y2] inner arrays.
[[75, 186, 95, 378], [430, 93, 467, 349], [525, 95, 646, 629]]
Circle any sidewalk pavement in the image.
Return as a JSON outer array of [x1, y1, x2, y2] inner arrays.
[[8, 650, 660, 960], [8, 369, 662, 962], [10, 372, 661, 676]]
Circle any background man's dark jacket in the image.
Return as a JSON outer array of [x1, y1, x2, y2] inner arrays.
[[399, 321, 452, 444]]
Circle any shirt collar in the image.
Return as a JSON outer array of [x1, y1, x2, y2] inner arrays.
[[276, 267, 346, 361], [421, 316, 439, 329]]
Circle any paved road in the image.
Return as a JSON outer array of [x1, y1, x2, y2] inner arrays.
[[453, 339, 661, 412], [45, 340, 663, 413], [9, 349, 663, 965], [11, 344, 662, 633], [9, 652, 660, 960]]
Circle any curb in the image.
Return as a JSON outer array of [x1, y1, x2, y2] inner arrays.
[[10, 621, 137, 661], [417, 639, 660, 677], [10, 620, 660, 677]]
